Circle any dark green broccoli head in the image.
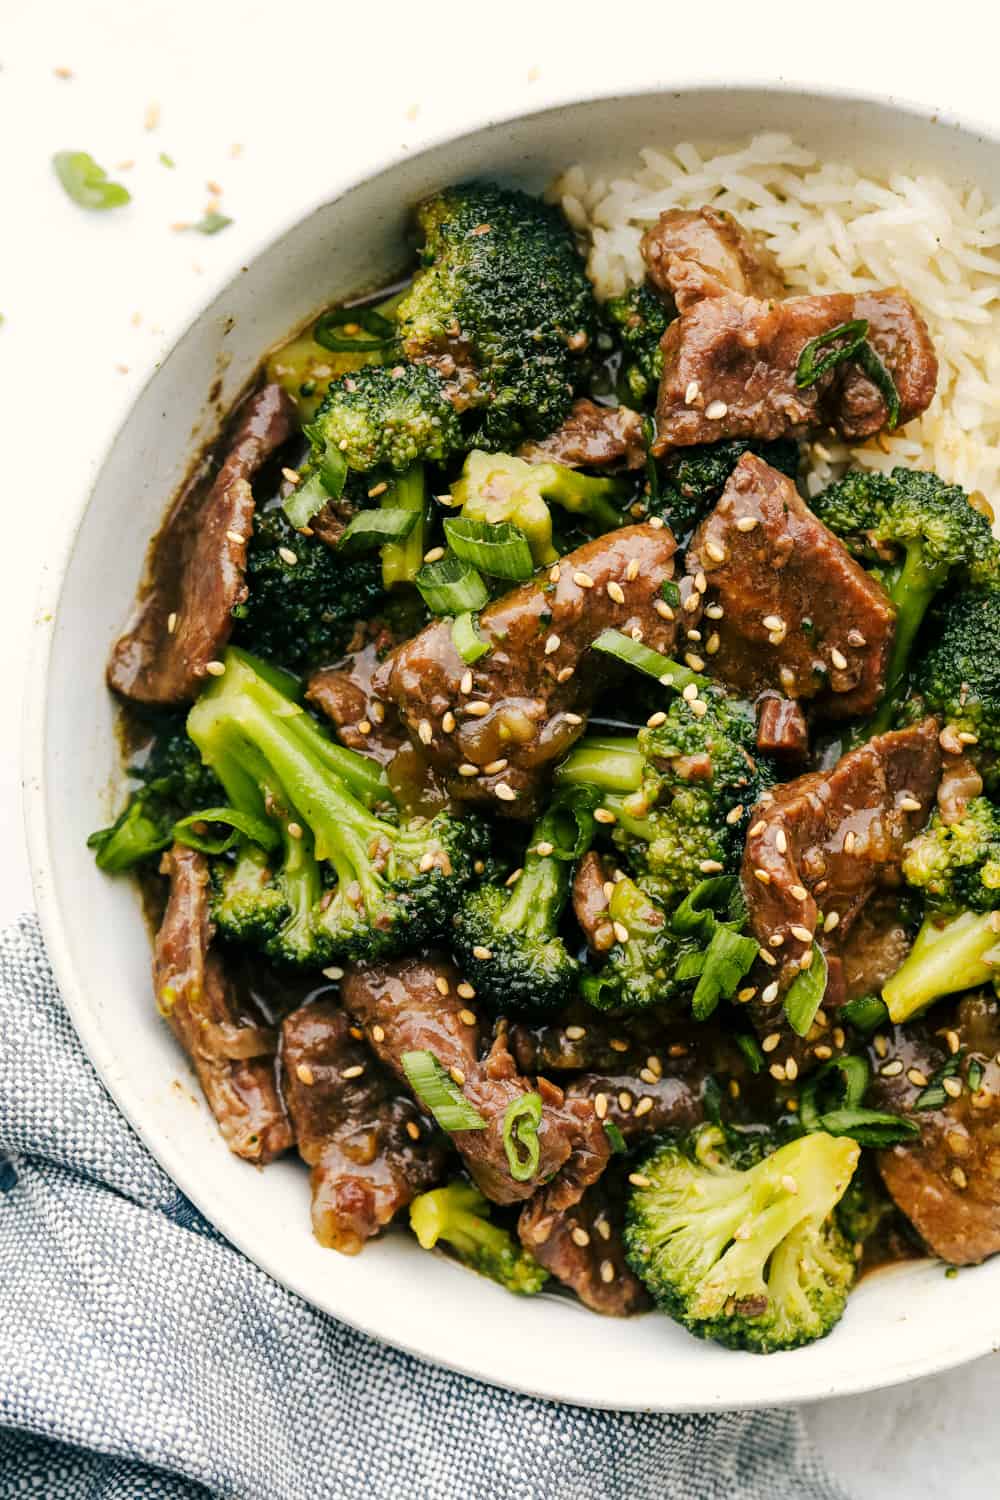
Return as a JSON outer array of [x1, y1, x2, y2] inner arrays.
[[410, 1180, 549, 1294], [88, 718, 222, 872], [306, 362, 463, 474], [581, 874, 692, 1012], [232, 506, 385, 672], [396, 182, 600, 450], [914, 588, 1000, 757], [605, 282, 671, 406], [625, 1123, 859, 1353], [902, 797, 1000, 914], [212, 829, 327, 968]]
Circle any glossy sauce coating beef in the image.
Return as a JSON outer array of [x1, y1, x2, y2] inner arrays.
[[517, 398, 645, 469], [654, 268, 937, 451], [869, 994, 1000, 1265], [280, 998, 445, 1254], [109, 383, 296, 705], [687, 454, 895, 717], [756, 697, 810, 762], [341, 955, 609, 1207], [519, 1173, 649, 1316], [641, 206, 784, 305], [153, 844, 292, 1162], [374, 524, 693, 813]]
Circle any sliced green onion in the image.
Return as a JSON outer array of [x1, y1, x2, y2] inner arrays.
[[816, 1108, 920, 1148], [783, 943, 828, 1037], [736, 1034, 765, 1074], [841, 993, 890, 1035], [283, 472, 329, 530], [451, 611, 491, 664], [800, 1056, 870, 1134], [795, 318, 870, 389], [503, 1092, 543, 1181], [283, 429, 349, 530], [660, 580, 680, 608], [671, 877, 738, 938], [336, 507, 419, 556], [914, 1051, 964, 1112], [415, 554, 489, 615], [401, 1050, 487, 1132], [554, 737, 643, 795], [88, 801, 171, 872], [674, 950, 707, 982], [313, 305, 397, 353], [444, 517, 535, 581], [968, 1058, 985, 1094], [856, 341, 901, 429], [171, 806, 281, 855], [592, 628, 709, 693], [545, 785, 600, 860], [691, 926, 759, 1021], [53, 150, 131, 210], [381, 464, 427, 589], [641, 415, 659, 506], [603, 1119, 627, 1154]]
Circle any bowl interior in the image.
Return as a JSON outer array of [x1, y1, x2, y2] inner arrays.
[[28, 84, 1000, 1410]]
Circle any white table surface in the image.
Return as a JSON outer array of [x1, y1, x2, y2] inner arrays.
[[4, 2, 1000, 1492]]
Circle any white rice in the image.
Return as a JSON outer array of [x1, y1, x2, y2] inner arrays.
[[554, 133, 1000, 504]]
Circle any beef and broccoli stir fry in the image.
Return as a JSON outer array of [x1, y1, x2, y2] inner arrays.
[[92, 180, 1000, 1355]]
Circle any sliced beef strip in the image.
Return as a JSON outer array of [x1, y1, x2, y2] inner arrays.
[[641, 206, 784, 307], [756, 697, 810, 762], [510, 1003, 676, 1074], [341, 955, 609, 1207], [936, 755, 984, 826], [306, 630, 406, 767], [108, 383, 297, 705], [517, 398, 645, 470], [741, 719, 941, 1051], [566, 1070, 704, 1139], [653, 268, 937, 452], [572, 851, 616, 953], [153, 844, 292, 1163], [687, 454, 895, 717], [519, 1172, 649, 1316], [837, 896, 912, 1003], [280, 997, 446, 1254], [868, 993, 1000, 1264], [373, 524, 695, 815]]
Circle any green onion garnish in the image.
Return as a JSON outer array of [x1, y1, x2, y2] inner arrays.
[[603, 1119, 627, 1154], [283, 472, 330, 530], [783, 943, 828, 1037], [451, 611, 491, 664], [313, 305, 397, 353], [914, 1051, 964, 1112], [591, 628, 709, 693], [641, 414, 660, 506], [799, 1054, 915, 1146], [660, 580, 681, 608], [670, 876, 738, 939], [856, 341, 901, 429], [171, 806, 281, 856], [336, 507, 419, 556], [840, 993, 890, 1035], [401, 1050, 487, 1132], [53, 151, 131, 211], [415, 554, 489, 615], [443, 517, 535, 581], [503, 1092, 543, 1181], [795, 319, 870, 388], [814, 1107, 920, 1148], [968, 1058, 985, 1094], [691, 926, 759, 1021], [736, 1035, 765, 1074]]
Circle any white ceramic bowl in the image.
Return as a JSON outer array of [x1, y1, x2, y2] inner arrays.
[[25, 84, 1000, 1411]]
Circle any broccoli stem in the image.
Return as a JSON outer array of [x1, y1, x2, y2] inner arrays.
[[496, 806, 573, 940], [536, 463, 629, 533], [556, 736, 643, 794], [867, 542, 945, 736], [381, 464, 427, 588], [882, 909, 1000, 1023], [410, 1180, 549, 1294]]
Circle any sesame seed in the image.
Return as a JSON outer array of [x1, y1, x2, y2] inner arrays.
[[204, 660, 226, 677], [504, 868, 523, 887], [759, 948, 777, 967], [557, 666, 575, 683], [483, 758, 508, 774], [573, 570, 594, 589], [613, 920, 630, 944], [682, 682, 699, 702], [628, 1171, 652, 1188], [356, 719, 372, 736], [761, 981, 779, 1004], [565, 1025, 587, 1041], [459, 671, 474, 695], [736, 986, 756, 1003], [735, 516, 759, 533], [449, 1067, 466, 1087], [699, 859, 724, 873], [594, 1092, 608, 1119], [441, 711, 456, 733], [873, 1034, 888, 1058], [958, 731, 979, 746], [785, 1058, 799, 1081], [435, 975, 450, 996], [685, 653, 706, 671], [907, 1068, 929, 1087], [639, 1068, 657, 1085], [167, 611, 178, 634], [423, 546, 445, 563], [686, 628, 702, 642], [830, 647, 848, 671], [287, 821, 303, 840], [881, 1060, 904, 1077], [371, 701, 385, 724], [322, 965, 345, 981], [754, 868, 771, 885], [823, 910, 840, 933], [465, 701, 490, 717], [418, 852, 436, 872], [226, 530, 246, 545], [372, 1024, 385, 1043], [366, 481, 388, 498], [625, 558, 640, 581], [943, 1076, 963, 1099], [417, 719, 433, 745], [548, 564, 562, 583], [683, 591, 701, 614], [705, 399, 728, 420], [684, 380, 701, 405], [899, 795, 922, 813], [790, 925, 813, 943], [534, 840, 555, 857], [458, 764, 479, 777], [494, 783, 516, 802], [813, 1044, 833, 1060], [472, 946, 492, 961], [706, 633, 721, 655], [600, 1260, 615, 1284], [564, 712, 584, 725], [749, 821, 766, 838], [951, 1166, 968, 1190], [789, 884, 808, 902], [544, 633, 561, 654], [726, 804, 744, 825], [769, 1063, 787, 1082], [647, 711, 667, 728], [762, 614, 784, 632], [610, 1038, 629, 1053], [278, 546, 298, 566], [618, 1091, 633, 1112], [654, 599, 674, 620], [847, 630, 867, 647], [694, 571, 708, 594], [342, 1065, 364, 1079], [775, 829, 788, 854], [607, 581, 625, 604], [296, 1064, 315, 1085], [843, 831, 857, 855], [570, 1226, 591, 1247], [945, 1029, 961, 1055], [781, 1174, 799, 1195], [762, 1032, 781, 1053], [705, 603, 724, 619], [594, 808, 617, 825], [705, 541, 727, 564], [406, 1120, 421, 1140]]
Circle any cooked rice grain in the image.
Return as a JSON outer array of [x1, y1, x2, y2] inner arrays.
[[555, 133, 1000, 503]]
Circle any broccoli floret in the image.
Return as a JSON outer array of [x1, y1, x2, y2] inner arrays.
[[232, 507, 386, 672], [212, 823, 325, 968], [625, 1123, 859, 1354], [304, 363, 463, 475], [835, 1154, 898, 1252], [914, 588, 1000, 765], [450, 450, 630, 566], [266, 290, 406, 422], [812, 467, 1000, 734], [652, 438, 801, 540], [881, 909, 1000, 1024], [409, 1180, 549, 1294], [581, 874, 695, 1012], [451, 796, 589, 1013], [558, 694, 768, 906], [605, 283, 671, 406], [396, 182, 600, 450], [188, 648, 489, 965], [88, 719, 222, 872], [902, 798, 1000, 913]]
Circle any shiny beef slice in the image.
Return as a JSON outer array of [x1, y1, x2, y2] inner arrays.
[[654, 271, 937, 450], [641, 206, 784, 305], [281, 998, 445, 1254], [108, 383, 297, 705], [341, 955, 609, 1207], [519, 1173, 649, 1317], [153, 844, 292, 1163], [373, 524, 692, 813], [687, 454, 895, 717], [517, 398, 645, 470]]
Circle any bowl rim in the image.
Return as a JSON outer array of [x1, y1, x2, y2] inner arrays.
[[23, 76, 1000, 1411]]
